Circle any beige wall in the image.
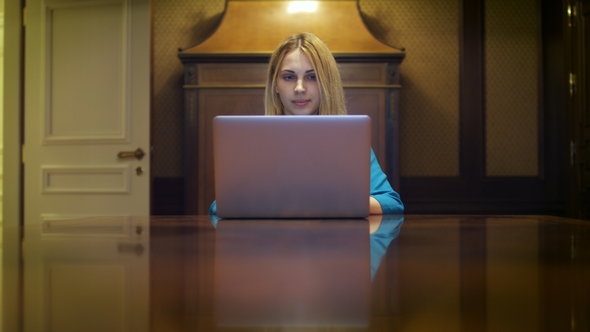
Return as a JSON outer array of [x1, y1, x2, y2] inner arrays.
[[152, 0, 224, 178]]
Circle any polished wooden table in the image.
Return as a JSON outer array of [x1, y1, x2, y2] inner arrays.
[[4, 215, 590, 331]]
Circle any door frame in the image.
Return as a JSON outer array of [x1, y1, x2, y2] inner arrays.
[[3, 1, 24, 331], [3, 0, 23, 228], [565, 0, 590, 219]]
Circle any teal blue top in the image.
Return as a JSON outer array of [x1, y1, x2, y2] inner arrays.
[[367, 149, 404, 214], [370, 215, 404, 280], [208, 149, 404, 215]]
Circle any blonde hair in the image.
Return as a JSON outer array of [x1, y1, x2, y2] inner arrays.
[[265, 33, 346, 115]]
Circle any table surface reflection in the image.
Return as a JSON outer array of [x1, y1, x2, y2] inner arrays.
[[5, 214, 590, 331]]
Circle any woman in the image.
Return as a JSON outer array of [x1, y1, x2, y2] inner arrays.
[[210, 32, 403, 215]]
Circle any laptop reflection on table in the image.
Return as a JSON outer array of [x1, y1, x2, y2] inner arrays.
[[214, 219, 370, 328]]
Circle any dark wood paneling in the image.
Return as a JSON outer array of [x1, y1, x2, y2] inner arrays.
[[400, 0, 567, 215], [152, 177, 185, 215]]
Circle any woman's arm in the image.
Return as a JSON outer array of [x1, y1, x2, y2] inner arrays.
[[369, 149, 404, 214], [370, 196, 383, 214]]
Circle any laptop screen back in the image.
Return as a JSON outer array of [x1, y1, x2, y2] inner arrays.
[[213, 115, 371, 218]]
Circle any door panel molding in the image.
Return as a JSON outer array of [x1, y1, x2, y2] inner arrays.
[[41, 165, 130, 194], [44, 0, 131, 144]]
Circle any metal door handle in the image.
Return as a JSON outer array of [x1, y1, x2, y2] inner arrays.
[[118, 148, 145, 160]]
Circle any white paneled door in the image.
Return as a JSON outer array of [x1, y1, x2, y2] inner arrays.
[[24, 0, 150, 225]]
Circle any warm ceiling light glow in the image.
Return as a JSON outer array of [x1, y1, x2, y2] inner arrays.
[[287, 1, 318, 13]]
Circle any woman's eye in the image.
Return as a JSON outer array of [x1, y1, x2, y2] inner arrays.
[[283, 75, 295, 81], [306, 74, 317, 81]]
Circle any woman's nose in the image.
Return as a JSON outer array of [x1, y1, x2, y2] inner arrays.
[[294, 79, 306, 93]]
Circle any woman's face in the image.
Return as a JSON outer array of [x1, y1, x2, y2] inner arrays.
[[275, 48, 320, 115]]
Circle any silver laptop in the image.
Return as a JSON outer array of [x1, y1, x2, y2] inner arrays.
[[213, 115, 371, 218]]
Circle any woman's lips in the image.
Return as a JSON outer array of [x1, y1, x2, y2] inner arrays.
[[293, 99, 310, 107]]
